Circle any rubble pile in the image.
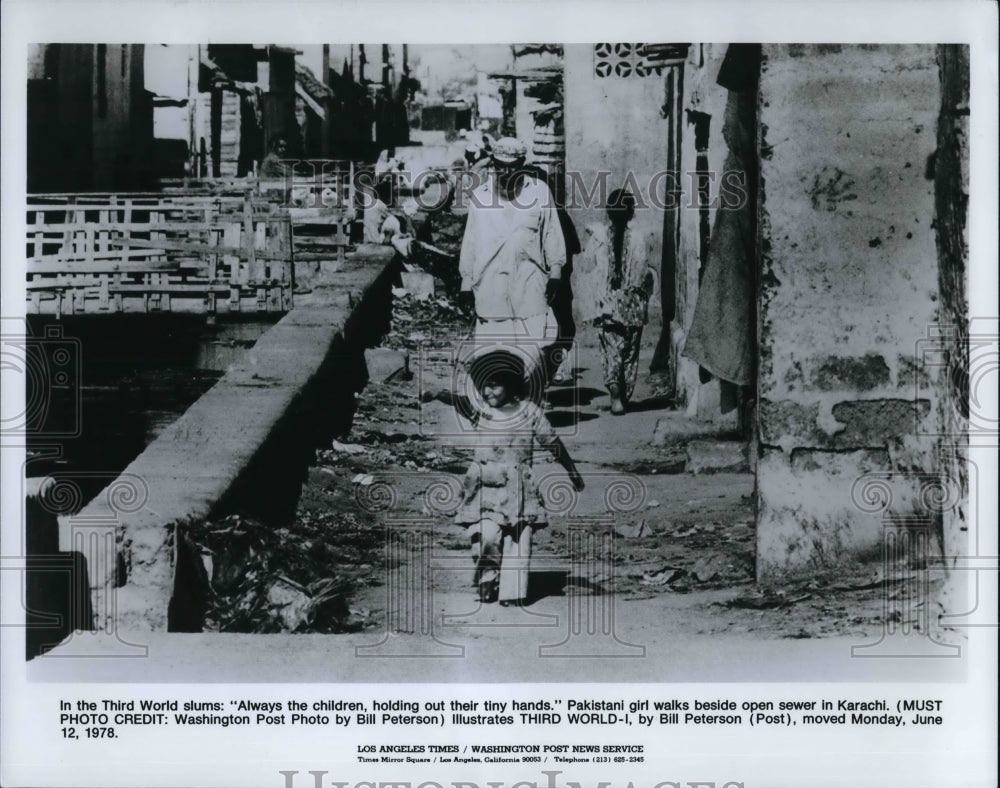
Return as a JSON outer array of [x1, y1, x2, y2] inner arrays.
[[383, 291, 472, 352], [543, 515, 757, 599], [317, 424, 470, 476], [192, 512, 383, 634]]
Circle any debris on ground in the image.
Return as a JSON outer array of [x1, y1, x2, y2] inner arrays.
[[691, 554, 731, 583], [190, 512, 383, 634], [383, 291, 471, 352], [364, 348, 409, 383], [615, 519, 648, 539], [685, 440, 749, 474], [722, 590, 813, 610], [266, 577, 313, 631], [641, 567, 685, 586], [330, 440, 368, 455]]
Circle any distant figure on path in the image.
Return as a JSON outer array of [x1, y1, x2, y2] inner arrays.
[[573, 189, 656, 414]]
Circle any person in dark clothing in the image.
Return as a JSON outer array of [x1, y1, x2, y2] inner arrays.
[[574, 189, 656, 414], [259, 136, 289, 179]]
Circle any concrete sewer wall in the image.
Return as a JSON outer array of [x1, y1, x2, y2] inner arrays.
[[58, 247, 399, 632], [755, 44, 953, 580]]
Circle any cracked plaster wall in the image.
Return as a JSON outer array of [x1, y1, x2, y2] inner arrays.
[[756, 44, 946, 580]]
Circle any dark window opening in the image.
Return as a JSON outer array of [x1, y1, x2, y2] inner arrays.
[[688, 110, 712, 277]]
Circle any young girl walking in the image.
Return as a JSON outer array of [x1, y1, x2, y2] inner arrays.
[[423, 347, 584, 606]]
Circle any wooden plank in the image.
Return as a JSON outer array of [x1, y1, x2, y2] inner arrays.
[[114, 201, 126, 313], [291, 236, 352, 248], [161, 273, 172, 312], [29, 194, 249, 205], [206, 213, 219, 282], [221, 222, 242, 287], [108, 237, 291, 261], [27, 260, 182, 274], [336, 221, 347, 265], [26, 220, 280, 233], [243, 196, 262, 284], [84, 225, 95, 265], [254, 222, 268, 277], [27, 282, 235, 294], [97, 209, 109, 256], [73, 277, 86, 312], [29, 249, 172, 264], [120, 199, 132, 270], [98, 274, 110, 310]]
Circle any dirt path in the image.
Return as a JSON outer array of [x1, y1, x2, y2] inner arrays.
[[295, 289, 908, 650]]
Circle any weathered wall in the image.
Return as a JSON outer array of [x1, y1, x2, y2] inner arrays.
[[91, 44, 146, 191], [563, 43, 668, 310], [932, 45, 970, 623], [756, 45, 944, 579]]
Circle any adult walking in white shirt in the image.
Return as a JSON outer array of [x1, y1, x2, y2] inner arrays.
[[458, 137, 566, 375]]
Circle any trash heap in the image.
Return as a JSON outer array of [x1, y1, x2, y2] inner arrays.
[[383, 291, 471, 352], [191, 511, 383, 634], [318, 432, 469, 477]]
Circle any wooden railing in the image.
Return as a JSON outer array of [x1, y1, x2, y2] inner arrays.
[[26, 194, 295, 316]]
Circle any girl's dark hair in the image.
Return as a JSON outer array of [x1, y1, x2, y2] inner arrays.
[[607, 188, 635, 284], [468, 350, 527, 399]]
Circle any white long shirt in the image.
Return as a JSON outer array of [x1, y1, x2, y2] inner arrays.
[[458, 175, 566, 323]]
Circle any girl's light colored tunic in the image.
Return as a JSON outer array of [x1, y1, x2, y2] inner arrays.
[[454, 401, 558, 529]]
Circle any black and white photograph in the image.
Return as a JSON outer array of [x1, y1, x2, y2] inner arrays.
[[1, 2, 997, 787]]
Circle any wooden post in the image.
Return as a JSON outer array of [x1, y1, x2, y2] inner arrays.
[[282, 213, 294, 305], [116, 200, 131, 313], [97, 208, 109, 259], [348, 160, 355, 218], [161, 272, 171, 312], [243, 195, 264, 285], [73, 276, 85, 313], [32, 213, 44, 266], [336, 218, 347, 265], [224, 220, 243, 286], [206, 213, 219, 316], [227, 215, 242, 312]]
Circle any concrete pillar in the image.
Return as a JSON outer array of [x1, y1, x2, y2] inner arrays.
[[755, 45, 945, 580]]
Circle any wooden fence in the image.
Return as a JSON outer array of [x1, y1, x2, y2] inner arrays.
[[26, 193, 295, 316]]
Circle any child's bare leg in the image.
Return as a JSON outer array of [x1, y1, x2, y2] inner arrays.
[[499, 523, 532, 604], [470, 518, 502, 602]]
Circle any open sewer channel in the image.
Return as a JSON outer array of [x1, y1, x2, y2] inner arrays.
[[23, 313, 280, 656]]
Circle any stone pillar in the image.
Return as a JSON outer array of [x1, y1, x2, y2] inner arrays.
[[756, 45, 945, 580]]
